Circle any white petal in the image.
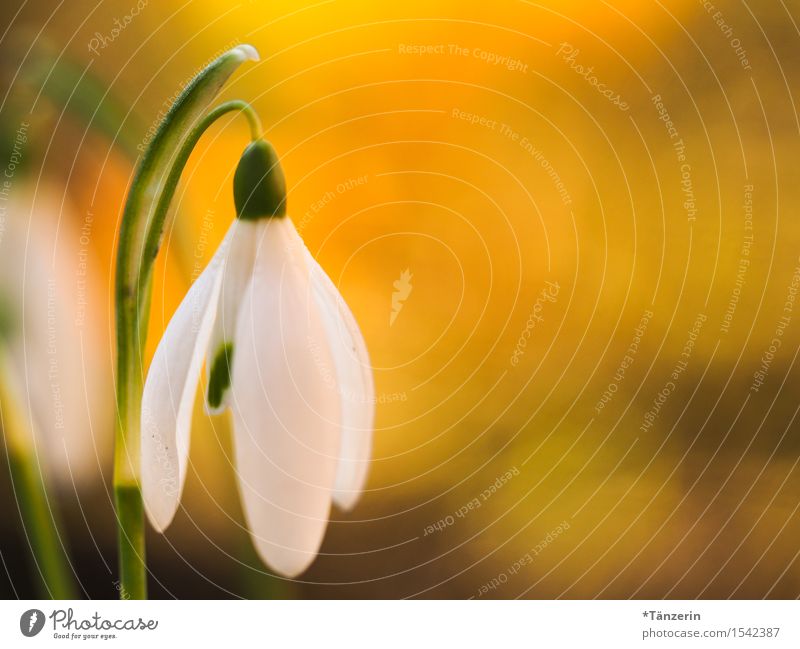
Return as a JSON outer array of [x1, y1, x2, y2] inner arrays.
[[230, 217, 341, 577], [140, 226, 232, 531], [303, 246, 374, 511], [205, 220, 258, 413]]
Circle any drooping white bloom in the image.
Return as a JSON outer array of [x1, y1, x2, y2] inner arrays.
[[0, 183, 112, 482], [141, 141, 374, 577]]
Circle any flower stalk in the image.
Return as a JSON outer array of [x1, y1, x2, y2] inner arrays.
[[0, 347, 75, 599], [113, 45, 259, 599]]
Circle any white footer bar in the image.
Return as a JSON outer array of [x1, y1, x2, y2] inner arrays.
[[0, 600, 797, 648]]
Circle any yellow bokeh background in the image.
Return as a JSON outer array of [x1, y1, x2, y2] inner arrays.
[[1, 0, 799, 598]]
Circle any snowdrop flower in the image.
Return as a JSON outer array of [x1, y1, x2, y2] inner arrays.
[[141, 139, 374, 577]]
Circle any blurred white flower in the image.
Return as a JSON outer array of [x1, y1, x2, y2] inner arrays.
[[0, 183, 112, 483]]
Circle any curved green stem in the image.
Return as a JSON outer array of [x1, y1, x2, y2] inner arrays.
[[0, 350, 75, 599], [113, 45, 259, 600], [140, 100, 261, 275]]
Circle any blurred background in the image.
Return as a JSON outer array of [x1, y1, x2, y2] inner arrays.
[[1, 0, 799, 598]]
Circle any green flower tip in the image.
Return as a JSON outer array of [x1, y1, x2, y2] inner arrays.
[[233, 139, 287, 220], [207, 342, 234, 410]]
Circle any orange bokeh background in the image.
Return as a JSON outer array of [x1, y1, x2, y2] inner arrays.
[[1, 0, 799, 598]]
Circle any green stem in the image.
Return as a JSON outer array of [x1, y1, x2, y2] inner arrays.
[[113, 45, 259, 600], [0, 351, 75, 599], [113, 484, 144, 600], [112, 363, 146, 599]]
